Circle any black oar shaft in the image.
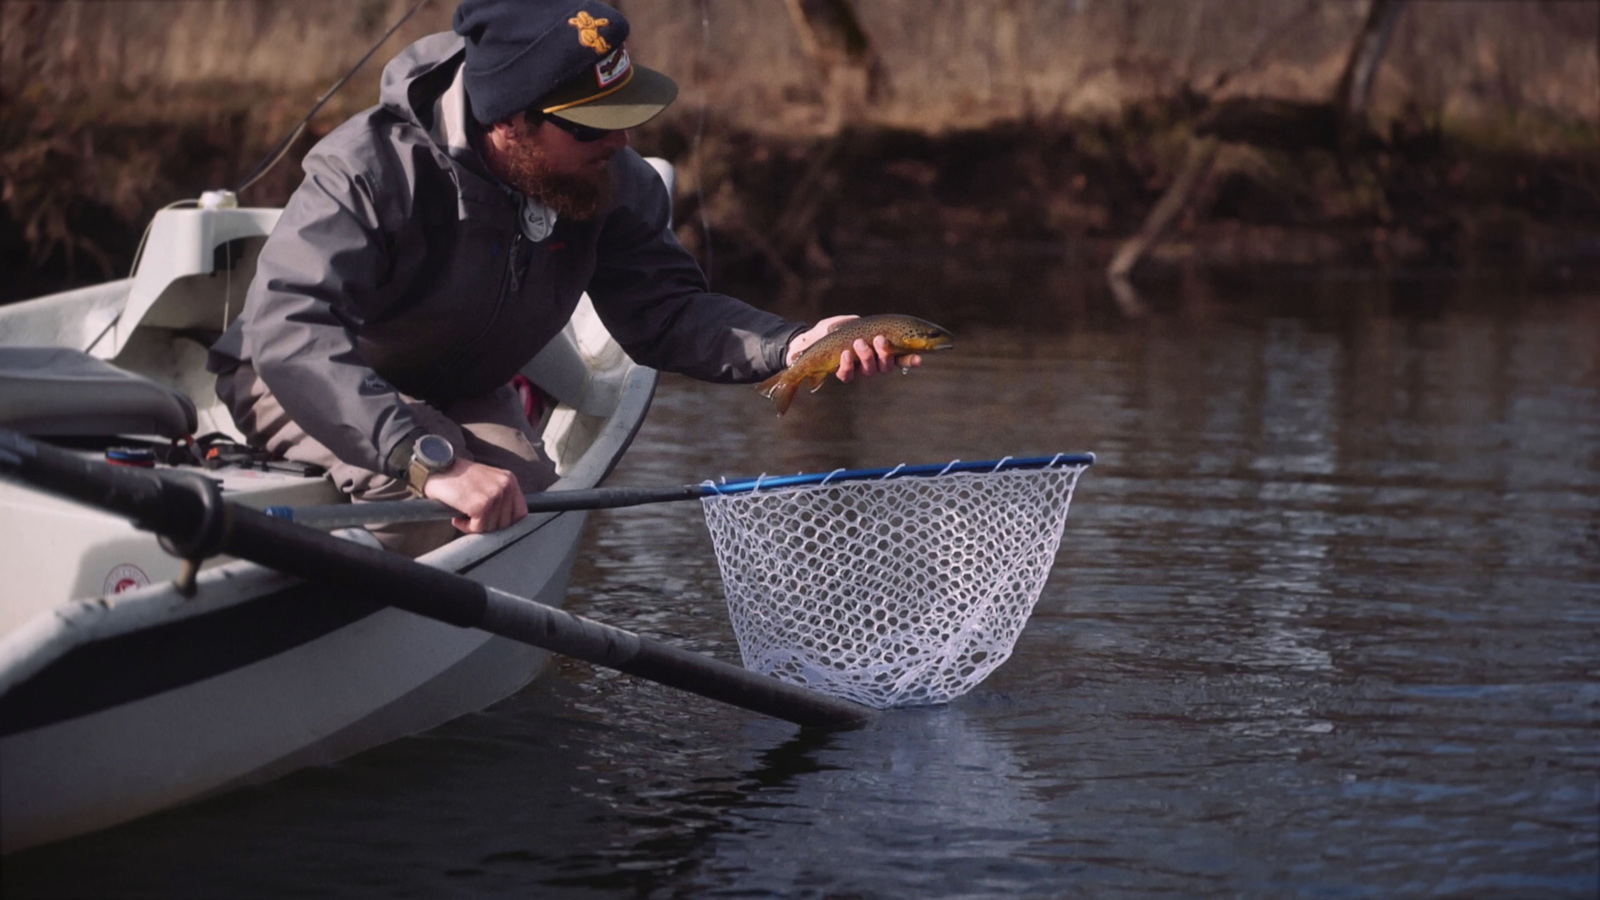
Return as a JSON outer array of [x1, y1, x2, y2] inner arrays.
[[0, 430, 872, 729], [477, 590, 864, 726], [229, 505, 490, 628]]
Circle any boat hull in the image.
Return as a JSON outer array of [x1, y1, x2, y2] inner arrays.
[[0, 510, 585, 852]]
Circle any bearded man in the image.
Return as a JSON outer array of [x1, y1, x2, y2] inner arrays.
[[208, 0, 915, 555]]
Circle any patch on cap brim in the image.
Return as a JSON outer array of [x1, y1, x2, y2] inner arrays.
[[543, 62, 678, 130]]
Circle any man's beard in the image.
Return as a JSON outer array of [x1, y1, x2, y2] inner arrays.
[[497, 136, 612, 221]]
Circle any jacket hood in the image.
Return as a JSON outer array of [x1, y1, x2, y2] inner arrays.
[[379, 32, 467, 128], [376, 32, 506, 212]]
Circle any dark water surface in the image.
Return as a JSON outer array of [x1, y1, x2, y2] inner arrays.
[[7, 270, 1598, 898]]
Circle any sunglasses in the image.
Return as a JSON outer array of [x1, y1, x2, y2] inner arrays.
[[543, 114, 618, 144]]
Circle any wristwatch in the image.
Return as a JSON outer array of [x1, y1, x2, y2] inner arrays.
[[405, 434, 455, 496]]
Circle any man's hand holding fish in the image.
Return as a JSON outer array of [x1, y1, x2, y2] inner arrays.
[[760, 314, 955, 415], [787, 316, 923, 381]]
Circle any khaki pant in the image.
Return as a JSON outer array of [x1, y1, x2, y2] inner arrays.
[[217, 363, 557, 557]]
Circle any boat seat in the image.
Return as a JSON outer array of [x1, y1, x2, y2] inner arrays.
[[0, 347, 197, 438]]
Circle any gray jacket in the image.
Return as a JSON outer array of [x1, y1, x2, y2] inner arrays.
[[209, 32, 801, 477]]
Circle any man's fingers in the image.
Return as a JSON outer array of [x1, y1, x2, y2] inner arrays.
[[835, 336, 915, 382], [487, 484, 523, 531], [871, 335, 896, 370], [502, 488, 524, 529], [788, 315, 860, 366], [464, 493, 517, 533], [852, 338, 881, 377], [428, 460, 527, 534]]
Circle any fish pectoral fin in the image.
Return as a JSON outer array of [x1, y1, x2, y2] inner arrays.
[[804, 372, 829, 394]]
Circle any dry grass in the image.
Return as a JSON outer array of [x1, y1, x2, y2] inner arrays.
[[3, 0, 1597, 299], [7, 0, 1594, 132]]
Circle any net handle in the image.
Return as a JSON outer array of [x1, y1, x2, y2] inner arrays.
[[704, 452, 1095, 496]]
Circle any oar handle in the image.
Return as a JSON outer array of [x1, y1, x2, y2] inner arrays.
[[0, 429, 872, 729]]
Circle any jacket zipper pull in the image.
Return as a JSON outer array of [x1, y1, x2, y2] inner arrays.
[[507, 232, 525, 294]]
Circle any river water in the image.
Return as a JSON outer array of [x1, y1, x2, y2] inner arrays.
[[6, 268, 1598, 898]]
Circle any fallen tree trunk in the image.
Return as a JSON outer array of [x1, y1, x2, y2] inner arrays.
[[1106, 136, 1220, 284], [1104, 0, 1409, 296], [782, 0, 889, 125], [1335, 0, 1410, 123]]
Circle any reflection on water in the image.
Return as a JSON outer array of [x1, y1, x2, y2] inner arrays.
[[4, 269, 1598, 898], [687, 709, 1046, 897]]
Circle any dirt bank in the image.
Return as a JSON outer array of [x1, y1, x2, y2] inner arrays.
[[647, 104, 1600, 294], [4, 99, 1598, 305], [3, 0, 1597, 301]]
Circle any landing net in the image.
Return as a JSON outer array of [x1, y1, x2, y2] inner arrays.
[[700, 455, 1092, 709]]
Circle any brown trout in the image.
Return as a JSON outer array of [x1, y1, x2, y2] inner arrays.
[[756, 314, 954, 415]]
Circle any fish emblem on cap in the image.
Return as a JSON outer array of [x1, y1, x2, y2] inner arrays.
[[568, 11, 612, 55], [594, 48, 630, 87]]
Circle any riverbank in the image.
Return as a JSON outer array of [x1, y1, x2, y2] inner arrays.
[[4, 94, 1597, 306], [4, 0, 1598, 302], [647, 106, 1600, 291]]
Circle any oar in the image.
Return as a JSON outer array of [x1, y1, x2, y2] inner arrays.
[[0, 428, 873, 730], [267, 453, 1099, 529]]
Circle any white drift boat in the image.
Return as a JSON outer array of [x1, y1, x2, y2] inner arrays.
[[0, 165, 671, 853]]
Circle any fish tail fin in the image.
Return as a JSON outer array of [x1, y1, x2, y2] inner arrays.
[[757, 373, 798, 416]]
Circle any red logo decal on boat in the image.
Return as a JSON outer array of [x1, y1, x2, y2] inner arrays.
[[104, 564, 151, 596]]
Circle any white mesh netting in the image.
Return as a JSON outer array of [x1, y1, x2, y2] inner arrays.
[[700, 463, 1088, 709]]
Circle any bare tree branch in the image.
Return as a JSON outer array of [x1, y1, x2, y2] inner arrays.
[[1335, 0, 1410, 120]]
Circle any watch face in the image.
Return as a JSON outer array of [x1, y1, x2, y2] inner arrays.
[[415, 434, 455, 470]]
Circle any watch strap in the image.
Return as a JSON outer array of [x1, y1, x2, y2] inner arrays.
[[387, 430, 427, 481], [405, 455, 432, 497]]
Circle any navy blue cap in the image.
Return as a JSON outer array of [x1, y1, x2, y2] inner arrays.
[[453, 0, 677, 128]]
